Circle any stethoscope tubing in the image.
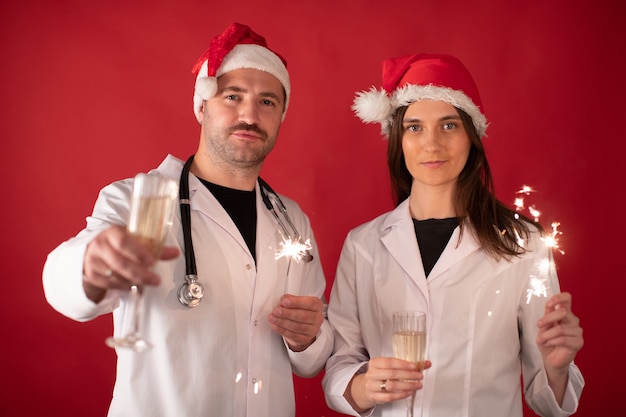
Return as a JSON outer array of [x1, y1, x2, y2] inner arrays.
[[176, 155, 312, 308]]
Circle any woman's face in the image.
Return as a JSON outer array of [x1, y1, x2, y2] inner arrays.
[[401, 100, 471, 192]]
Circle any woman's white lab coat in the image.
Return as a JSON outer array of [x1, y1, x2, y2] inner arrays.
[[323, 199, 583, 417]]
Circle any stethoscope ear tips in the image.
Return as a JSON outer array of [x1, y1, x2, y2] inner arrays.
[[178, 280, 205, 308]]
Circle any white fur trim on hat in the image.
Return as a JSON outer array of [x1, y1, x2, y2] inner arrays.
[[353, 84, 488, 138], [193, 44, 290, 122], [193, 60, 217, 121]]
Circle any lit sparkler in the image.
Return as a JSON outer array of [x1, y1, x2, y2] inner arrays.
[[512, 184, 562, 251], [513, 185, 564, 303], [541, 222, 564, 255], [261, 188, 314, 263], [275, 237, 313, 263]]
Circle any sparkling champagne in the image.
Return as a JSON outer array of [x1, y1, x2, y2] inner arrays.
[[106, 174, 178, 353], [393, 331, 426, 370], [128, 196, 175, 257]]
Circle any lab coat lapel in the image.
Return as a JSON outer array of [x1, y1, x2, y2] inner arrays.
[[187, 174, 252, 257], [255, 185, 290, 303], [427, 218, 482, 281], [380, 200, 429, 299], [256, 183, 280, 264]]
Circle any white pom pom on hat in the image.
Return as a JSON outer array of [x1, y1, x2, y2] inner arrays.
[[352, 53, 488, 138], [192, 22, 291, 123]]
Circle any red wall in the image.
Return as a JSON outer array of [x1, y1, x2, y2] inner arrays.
[[1, 0, 623, 415]]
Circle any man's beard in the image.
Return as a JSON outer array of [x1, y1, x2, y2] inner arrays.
[[205, 122, 276, 168]]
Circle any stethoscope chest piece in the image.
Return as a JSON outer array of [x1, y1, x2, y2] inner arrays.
[[178, 276, 205, 308]]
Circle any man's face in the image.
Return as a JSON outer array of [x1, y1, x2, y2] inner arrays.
[[199, 68, 285, 170]]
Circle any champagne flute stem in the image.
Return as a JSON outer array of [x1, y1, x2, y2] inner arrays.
[[129, 285, 142, 337], [406, 392, 415, 417]]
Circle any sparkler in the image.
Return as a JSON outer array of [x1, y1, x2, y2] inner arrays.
[[275, 237, 313, 263], [258, 181, 315, 263], [541, 222, 564, 255], [513, 185, 564, 303], [513, 184, 563, 252]]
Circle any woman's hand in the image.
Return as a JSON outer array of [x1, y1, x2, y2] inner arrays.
[[345, 357, 431, 413], [536, 292, 584, 404]]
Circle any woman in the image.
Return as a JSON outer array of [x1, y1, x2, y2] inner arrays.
[[323, 54, 584, 417]]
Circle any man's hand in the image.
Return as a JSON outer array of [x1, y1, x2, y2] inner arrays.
[[268, 294, 325, 351], [82, 225, 180, 303]]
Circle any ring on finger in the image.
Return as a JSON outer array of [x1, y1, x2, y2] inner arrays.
[[380, 379, 387, 392], [105, 268, 114, 278]]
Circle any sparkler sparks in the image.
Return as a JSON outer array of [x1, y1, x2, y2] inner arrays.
[[513, 185, 565, 303], [541, 222, 564, 254], [514, 228, 525, 247], [528, 206, 541, 222], [275, 238, 313, 262], [512, 184, 563, 252], [526, 275, 549, 304], [525, 258, 553, 304], [516, 185, 534, 195]]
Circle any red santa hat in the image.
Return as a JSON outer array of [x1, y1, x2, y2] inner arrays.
[[352, 53, 488, 138], [192, 22, 290, 122]]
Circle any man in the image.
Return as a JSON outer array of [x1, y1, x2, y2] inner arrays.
[[43, 22, 332, 416]]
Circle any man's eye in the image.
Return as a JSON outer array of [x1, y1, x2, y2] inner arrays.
[[261, 99, 276, 107], [224, 93, 241, 101]]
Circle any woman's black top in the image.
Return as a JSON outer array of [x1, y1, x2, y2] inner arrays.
[[412, 217, 459, 277]]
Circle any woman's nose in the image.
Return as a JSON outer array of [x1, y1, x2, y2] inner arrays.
[[421, 128, 443, 150]]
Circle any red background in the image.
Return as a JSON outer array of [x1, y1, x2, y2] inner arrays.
[[1, 0, 624, 416]]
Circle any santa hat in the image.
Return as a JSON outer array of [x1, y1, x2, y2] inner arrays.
[[192, 22, 290, 122], [352, 53, 488, 138]]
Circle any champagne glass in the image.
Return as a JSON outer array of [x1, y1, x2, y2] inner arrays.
[[392, 311, 427, 417], [105, 173, 178, 352]]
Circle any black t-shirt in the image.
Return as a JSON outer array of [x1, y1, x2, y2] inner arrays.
[[412, 217, 459, 277], [199, 178, 257, 261]]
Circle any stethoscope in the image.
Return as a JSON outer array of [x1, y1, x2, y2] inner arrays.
[[177, 155, 313, 308]]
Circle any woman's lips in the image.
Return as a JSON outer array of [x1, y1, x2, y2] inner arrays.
[[422, 160, 446, 168]]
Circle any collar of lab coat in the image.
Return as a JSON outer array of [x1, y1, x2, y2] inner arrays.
[[153, 154, 278, 262], [380, 199, 482, 286]]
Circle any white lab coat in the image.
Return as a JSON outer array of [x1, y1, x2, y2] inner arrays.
[[323, 199, 584, 417], [43, 155, 333, 417]]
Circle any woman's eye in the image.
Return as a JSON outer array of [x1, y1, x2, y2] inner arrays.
[[443, 122, 457, 130], [406, 125, 421, 132]]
